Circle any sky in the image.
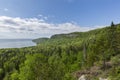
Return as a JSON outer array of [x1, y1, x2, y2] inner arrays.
[[0, 0, 120, 39]]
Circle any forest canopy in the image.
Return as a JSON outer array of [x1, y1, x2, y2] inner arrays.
[[0, 22, 120, 80]]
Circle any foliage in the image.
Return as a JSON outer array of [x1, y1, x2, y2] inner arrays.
[[0, 23, 120, 80]]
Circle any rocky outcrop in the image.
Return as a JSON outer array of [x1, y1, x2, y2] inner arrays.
[[99, 77, 108, 80], [76, 70, 100, 78], [78, 75, 109, 80], [78, 75, 86, 80]]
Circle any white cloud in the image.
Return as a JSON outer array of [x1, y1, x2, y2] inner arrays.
[[38, 14, 43, 17], [0, 16, 105, 39], [0, 8, 9, 12], [4, 8, 8, 11], [38, 14, 48, 20]]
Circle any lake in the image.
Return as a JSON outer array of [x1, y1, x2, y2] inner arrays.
[[0, 39, 36, 49]]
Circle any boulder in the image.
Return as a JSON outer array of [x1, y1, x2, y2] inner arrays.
[[99, 77, 108, 80], [78, 75, 86, 80]]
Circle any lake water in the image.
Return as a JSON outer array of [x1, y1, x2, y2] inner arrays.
[[0, 39, 36, 49]]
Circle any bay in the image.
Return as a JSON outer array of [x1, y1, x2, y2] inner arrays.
[[0, 39, 36, 48]]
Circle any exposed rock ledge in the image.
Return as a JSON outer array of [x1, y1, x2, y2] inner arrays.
[[78, 75, 109, 80]]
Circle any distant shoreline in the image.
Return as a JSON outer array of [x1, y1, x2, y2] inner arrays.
[[0, 39, 36, 49]]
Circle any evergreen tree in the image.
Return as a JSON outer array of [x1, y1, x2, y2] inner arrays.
[[110, 21, 118, 56]]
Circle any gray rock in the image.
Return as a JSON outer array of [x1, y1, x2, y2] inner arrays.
[[99, 77, 108, 80], [78, 75, 86, 80]]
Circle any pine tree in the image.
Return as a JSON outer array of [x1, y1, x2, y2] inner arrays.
[[111, 21, 115, 27], [110, 21, 118, 56]]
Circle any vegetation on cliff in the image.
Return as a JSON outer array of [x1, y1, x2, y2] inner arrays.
[[0, 22, 120, 80]]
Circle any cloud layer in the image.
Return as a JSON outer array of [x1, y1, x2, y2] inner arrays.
[[0, 16, 104, 39]]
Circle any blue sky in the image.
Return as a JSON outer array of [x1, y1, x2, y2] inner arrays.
[[0, 0, 120, 38]]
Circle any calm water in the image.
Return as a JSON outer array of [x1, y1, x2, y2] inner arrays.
[[0, 39, 36, 48]]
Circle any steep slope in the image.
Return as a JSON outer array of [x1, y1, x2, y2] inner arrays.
[[32, 38, 49, 44]]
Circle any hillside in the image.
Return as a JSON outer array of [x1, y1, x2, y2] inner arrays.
[[33, 27, 105, 44], [0, 23, 120, 80]]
